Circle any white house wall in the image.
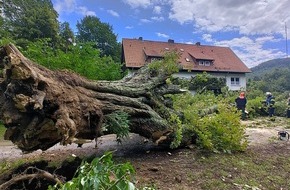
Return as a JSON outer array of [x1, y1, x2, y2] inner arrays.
[[172, 72, 247, 91], [128, 70, 247, 91]]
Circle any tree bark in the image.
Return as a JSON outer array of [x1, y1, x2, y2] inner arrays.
[[0, 44, 185, 152]]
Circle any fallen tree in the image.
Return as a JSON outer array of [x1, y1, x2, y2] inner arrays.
[[0, 44, 188, 152]]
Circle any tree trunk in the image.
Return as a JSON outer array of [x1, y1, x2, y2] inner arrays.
[[0, 44, 185, 152]]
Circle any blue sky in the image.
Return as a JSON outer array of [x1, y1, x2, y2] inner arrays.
[[52, 0, 290, 68]]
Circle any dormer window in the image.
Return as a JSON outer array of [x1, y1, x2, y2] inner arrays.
[[150, 57, 163, 63], [185, 58, 190, 62]]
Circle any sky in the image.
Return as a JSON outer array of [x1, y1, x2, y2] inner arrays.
[[52, 0, 290, 68]]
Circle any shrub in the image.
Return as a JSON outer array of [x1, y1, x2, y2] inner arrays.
[[246, 97, 265, 118], [49, 152, 136, 190], [170, 92, 247, 152], [274, 101, 288, 117], [18, 39, 125, 81]]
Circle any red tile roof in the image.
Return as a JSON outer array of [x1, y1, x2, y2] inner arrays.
[[122, 38, 251, 73]]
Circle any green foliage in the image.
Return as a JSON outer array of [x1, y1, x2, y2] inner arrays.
[[248, 62, 290, 93], [171, 92, 247, 152], [0, 37, 15, 46], [148, 50, 180, 76], [49, 152, 136, 190], [243, 88, 290, 117], [1, 0, 59, 42], [0, 122, 5, 141], [76, 15, 121, 62], [168, 113, 183, 149], [189, 72, 226, 93], [19, 39, 125, 81], [102, 111, 130, 142], [171, 72, 226, 93], [274, 101, 287, 117], [59, 22, 75, 52], [246, 58, 290, 116], [246, 97, 265, 118]]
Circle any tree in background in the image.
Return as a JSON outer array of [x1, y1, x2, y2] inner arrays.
[[76, 16, 121, 62], [1, 0, 59, 42], [59, 22, 75, 53], [20, 39, 125, 81]]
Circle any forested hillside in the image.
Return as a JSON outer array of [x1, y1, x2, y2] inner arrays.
[[246, 57, 290, 93], [247, 57, 290, 79]]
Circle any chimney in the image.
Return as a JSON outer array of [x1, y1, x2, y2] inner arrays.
[[138, 37, 143, 40], [195, 42, 201, 46], [168, 39, 174, 43]]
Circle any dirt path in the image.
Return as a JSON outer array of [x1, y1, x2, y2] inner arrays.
[[0, 134, 155, 161], [242, 119, 290, 146]]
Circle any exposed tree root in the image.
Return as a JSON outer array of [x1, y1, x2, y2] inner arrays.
[[0, 44, 186, 152], [0, 166, 63, 190]]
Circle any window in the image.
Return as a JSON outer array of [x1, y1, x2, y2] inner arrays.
[[204, 61, 210, 66], [231, 77, 240, 85], [151, 57, 162, 62], [198, 60, 211, 66]]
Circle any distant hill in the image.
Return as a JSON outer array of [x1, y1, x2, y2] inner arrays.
[[247, 57, 290, 79]]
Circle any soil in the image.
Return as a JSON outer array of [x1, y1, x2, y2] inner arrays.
[[1, 117, 290, 189]]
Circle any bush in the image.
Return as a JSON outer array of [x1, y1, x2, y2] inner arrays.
[[49, 152, 136, 190], [18, 39, 125, 81], [274, 101, 288, 117], [170, 92, 247, 152], [246, 97, 265, 118]]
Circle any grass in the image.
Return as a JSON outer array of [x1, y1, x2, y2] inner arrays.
[[203, 151, 286, 189], [127, 139, 290, 189], [0, 158, 28, 174], [0, 123, 5, 141]]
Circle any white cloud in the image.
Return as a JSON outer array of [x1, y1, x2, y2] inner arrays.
[[153, 6, 162, 14], [78, 6, 96, 16], [202, 34, 213, 42], [125, 26, 134, 29], [122, 0, 152, 8], [156, 32, 169, 38], [140, 18, 152, 23], [53, 0, 96, 16], [211, 36, 285, 68], [53, 0, 76, 13], [151, 16, 164, 22], [168, 0, 290, 36], [122, 0, 168, 9], [107, 10, 120, 17]]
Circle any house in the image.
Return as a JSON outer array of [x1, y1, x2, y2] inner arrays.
[[121, 38, 251, 91]]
